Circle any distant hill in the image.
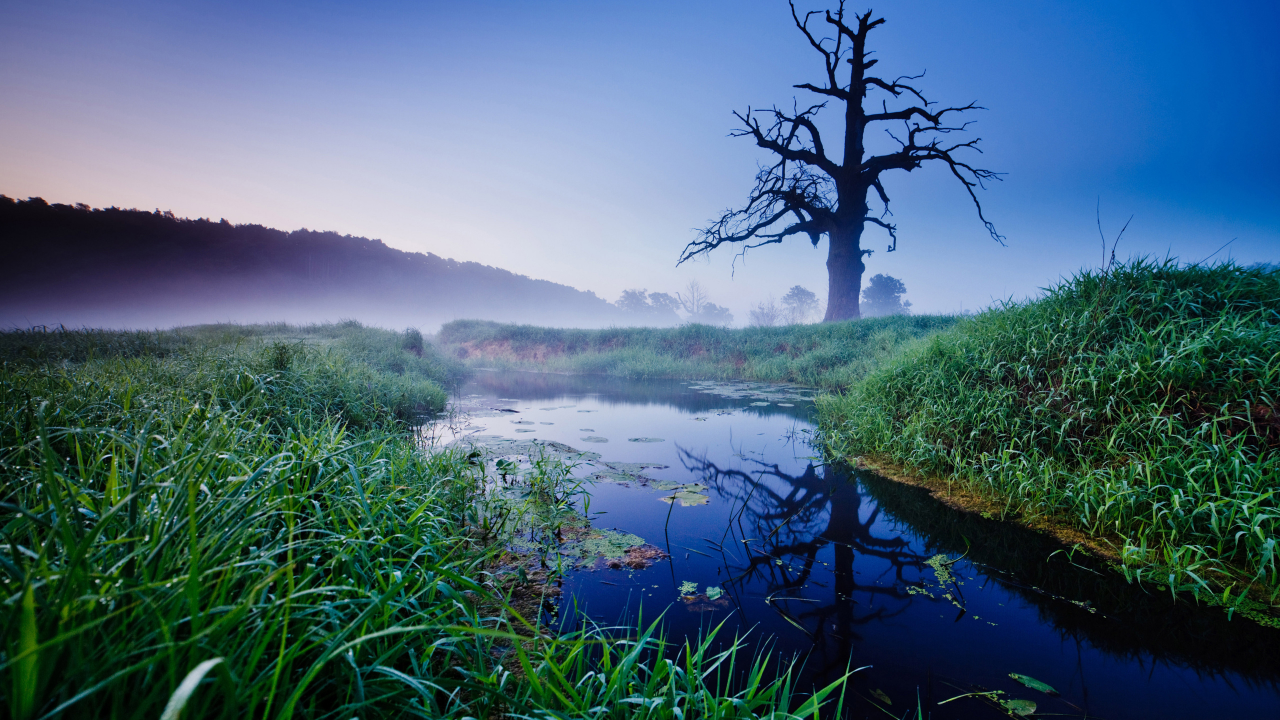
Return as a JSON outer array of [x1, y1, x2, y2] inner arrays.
[[0, 196, 623, 330]]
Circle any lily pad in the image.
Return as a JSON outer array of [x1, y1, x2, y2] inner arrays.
[[514, 429, 536, 433], [705, 586, 723, 600], [1000, 698, 1037, 717], [510, 420, 534, 425], [1009, 673, 1058, 696], [662, 491, 709, 507], [539, 422, 554, 425], [579, 428, 595, 432], [749, 402, 771, 407], [627, 437, 665, 443], [580, 436, 609, 443]]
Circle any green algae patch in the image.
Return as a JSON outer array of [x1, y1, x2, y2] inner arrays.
[[562, 528, 646, 566], [907, 553, 968, 612]]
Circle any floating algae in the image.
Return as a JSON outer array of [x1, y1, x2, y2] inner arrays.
[[907, 554, 967, 611], [684, 380, 816, 404], [560, 528, 647, 567]]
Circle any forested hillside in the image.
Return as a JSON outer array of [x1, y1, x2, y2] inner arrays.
[[0, 196, 621, 329]]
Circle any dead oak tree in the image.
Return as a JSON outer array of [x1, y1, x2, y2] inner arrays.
[[679, 2, 1004, 321]]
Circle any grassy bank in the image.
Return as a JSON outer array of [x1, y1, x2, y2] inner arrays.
[[818, 260, 1280, 610], [0, 326, 847, 718], [439, 315, 958, 389]]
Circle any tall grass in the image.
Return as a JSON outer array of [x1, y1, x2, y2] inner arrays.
[[819, 259, 1280, 606], [1, 329, 847, 718], [439, 315, 957, 389]]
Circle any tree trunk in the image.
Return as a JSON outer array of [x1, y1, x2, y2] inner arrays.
[[823, 225, 865, 321]]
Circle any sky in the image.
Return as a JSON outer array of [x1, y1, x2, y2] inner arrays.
[[3, 0, 1278, 322]]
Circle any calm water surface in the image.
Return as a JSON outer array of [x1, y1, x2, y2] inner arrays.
[[442, 370, 1280, 719]]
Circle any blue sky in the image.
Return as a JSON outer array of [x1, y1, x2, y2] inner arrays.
[[3, 0, 1277, 321]]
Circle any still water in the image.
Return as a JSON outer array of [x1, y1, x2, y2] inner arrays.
[[442, 370, 1280, 719]]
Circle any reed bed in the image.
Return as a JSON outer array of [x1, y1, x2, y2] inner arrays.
[[439, 315, 957, 389], [1, 328, 840, 719], [819, 259, 1280, 607]]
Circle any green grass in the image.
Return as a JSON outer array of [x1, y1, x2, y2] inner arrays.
[[439, 315, 958, 389], [0, 321, 468, 423], [0, 326, 846, 719], [818, 259, 1280, 608]]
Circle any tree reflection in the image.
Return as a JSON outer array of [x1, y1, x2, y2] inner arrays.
[[676, 445, 930, 672]]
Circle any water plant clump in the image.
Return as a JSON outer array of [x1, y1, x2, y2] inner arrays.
[[820, 259, 1280, 612]]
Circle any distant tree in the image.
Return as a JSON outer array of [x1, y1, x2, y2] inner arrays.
[[678, 3, 1002, 321], [693, 303, 735, 326], [617, 289, 652, 314], [780, 285, 819, 324], [648, 292, 682, 315], [676, 280, 710, 317], [749, 296, 783, 326], [617, 289, 681, 325], [677, 280, 734, 325], [860, 273, 912, 317]]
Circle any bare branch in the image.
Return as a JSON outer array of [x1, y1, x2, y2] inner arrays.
[[864, 216, 897, 252], [732, 105, 839, 178]]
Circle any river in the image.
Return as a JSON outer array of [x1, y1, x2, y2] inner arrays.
[[437, 370, 1280, 719]]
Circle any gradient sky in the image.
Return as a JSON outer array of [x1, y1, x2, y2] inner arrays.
[[3, 0, 1277, 322]]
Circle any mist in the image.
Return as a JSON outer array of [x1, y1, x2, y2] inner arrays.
[[0, 196, 642, 332]]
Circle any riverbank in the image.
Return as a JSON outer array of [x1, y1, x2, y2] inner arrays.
[[818, 260, 1280, 615], [0, 326, 838, 718], [438, 314, 957, 389]]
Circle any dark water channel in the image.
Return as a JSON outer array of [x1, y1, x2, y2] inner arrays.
[[443, 370, 1280, 719]]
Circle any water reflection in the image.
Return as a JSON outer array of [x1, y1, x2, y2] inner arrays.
[[453, 371, 1280, 718]]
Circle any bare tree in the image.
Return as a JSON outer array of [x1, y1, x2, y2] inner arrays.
[[679, 2, 1003, 321], [676, 280, 709, 316], [749, 296, 783, 326]]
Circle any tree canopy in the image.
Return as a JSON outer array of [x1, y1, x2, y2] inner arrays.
[[860, 274, 912, 317]]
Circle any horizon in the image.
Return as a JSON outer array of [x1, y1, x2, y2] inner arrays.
[[3, 0, 1277, 325]]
